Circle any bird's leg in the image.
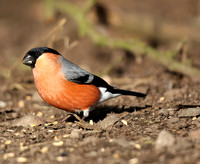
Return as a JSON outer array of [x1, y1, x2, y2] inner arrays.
[[82, 116, 86, 120], [82, 108, 90, 120], [73, 108, 89, 121], [61, 112, 74, 123], [73, 114, 84, 122]]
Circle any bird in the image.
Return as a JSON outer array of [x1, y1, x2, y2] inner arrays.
[[23, 47, 146, 120]]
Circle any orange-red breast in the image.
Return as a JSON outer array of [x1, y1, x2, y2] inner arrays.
[[23, 47, 146, 118]]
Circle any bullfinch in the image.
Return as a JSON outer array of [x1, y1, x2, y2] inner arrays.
[[23, 47, 146, 119]]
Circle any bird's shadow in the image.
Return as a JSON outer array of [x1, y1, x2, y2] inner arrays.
[[67, 104, 151, 123]]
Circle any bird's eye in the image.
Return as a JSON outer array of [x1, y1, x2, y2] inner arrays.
[[36, 51, 41, 56]]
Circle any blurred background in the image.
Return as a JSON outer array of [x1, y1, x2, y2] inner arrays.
[[1, 1, 200, 163], [1, 0, 200, 81]]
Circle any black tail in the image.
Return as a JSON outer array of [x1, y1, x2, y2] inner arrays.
[[111, 88, 146, 98], [92, 75, 146, 98]]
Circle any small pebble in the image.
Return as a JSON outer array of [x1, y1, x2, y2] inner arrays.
[[109, 139, 114, 143], [16, 157, 28, 163], [20, 146, 28, 151], [50, 115, 55, 119], [48, 130, 54, 133], [63, 134, 70, 138], [5, 140, 11, 145], [192, 116, 197, 120], [25, 96, 31, 101], [134, 144, 141, 150], [52, 141, 64, 146], [56, 156, 64, 162], [31, 124, 37, 127], [18, 100, 24, 108], [36, 112, 43, 117], [0, 101, 6, 108], [53, 121, 58, 125], [54, 136, 58, 141], [19, 142, 24, 146], [113, 153, 120, 159], [69, 148, 74, 152], [89, 120, 94, 125], [88, 151, 97, 156], [158, 97, 165, 102], [100, 148, 105, 152], [40, 147, 49, 153], [155, 130, 175, 150], [6, 129, 14, 132], [70, 129, 83, 139], [121, 120, 128, 126], [3, 153, 15, 159], [44, 123, 51, 126], [129, 158, 139, 164]]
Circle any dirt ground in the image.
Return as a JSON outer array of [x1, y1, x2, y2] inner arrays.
[[0, 0, 200, 164]]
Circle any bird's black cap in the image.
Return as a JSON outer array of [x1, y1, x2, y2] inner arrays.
[[23, 47, 60, 68]]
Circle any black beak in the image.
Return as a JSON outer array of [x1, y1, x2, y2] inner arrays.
[[22, 54, 35, 67]]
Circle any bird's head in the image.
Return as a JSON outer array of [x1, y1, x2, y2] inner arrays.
[[23, 47, 60, 68]]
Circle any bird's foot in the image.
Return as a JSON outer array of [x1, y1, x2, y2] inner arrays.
[[60, 113, 86, 123]]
